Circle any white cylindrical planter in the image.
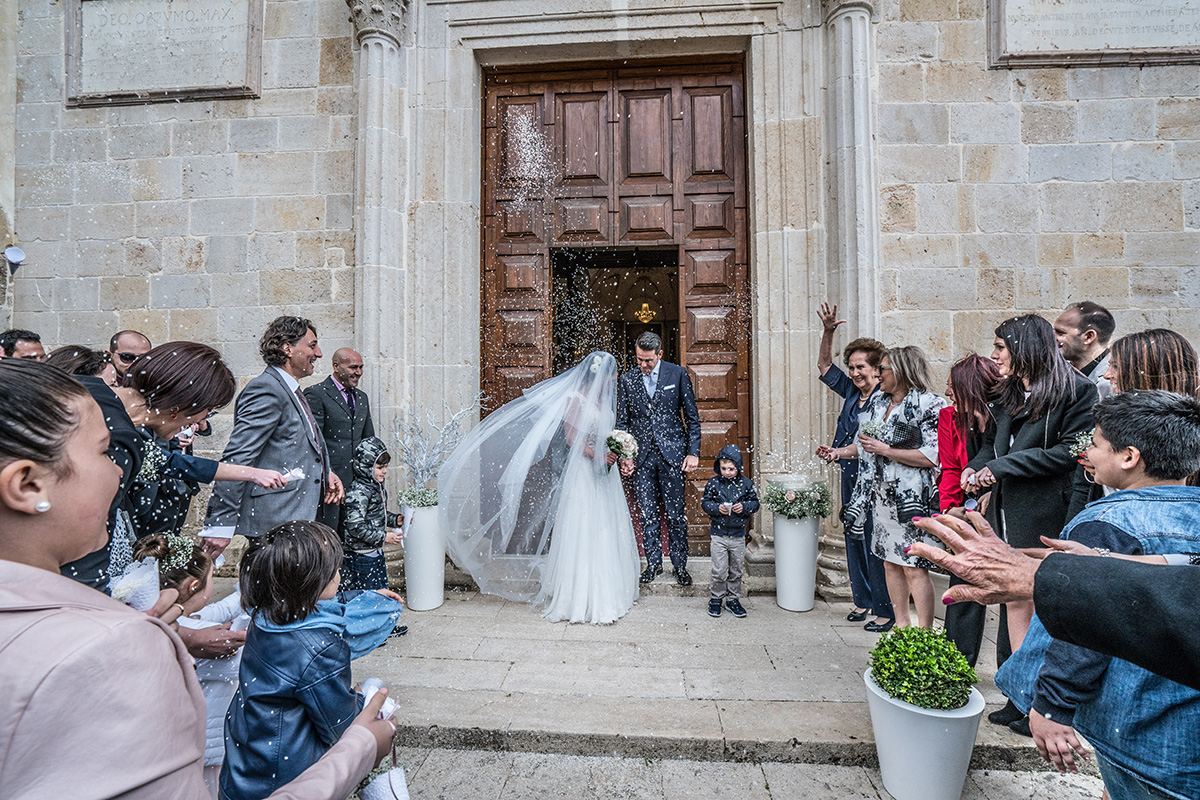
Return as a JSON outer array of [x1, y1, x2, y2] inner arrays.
[[864, 669, 985, 800], [402, 505, 444, 611], [773, 513, 819, 612]]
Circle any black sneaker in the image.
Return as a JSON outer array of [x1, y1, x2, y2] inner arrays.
[[988, 700, 1023, 726], [725, 599, 747, 618], [388, 625, 408, 639], [1008, 716, 1032, 738], [708, 599, 722, 617]]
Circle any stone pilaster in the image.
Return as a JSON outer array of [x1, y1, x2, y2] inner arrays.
[[347, 0, 408, 435], [826, 0, 880, 341]]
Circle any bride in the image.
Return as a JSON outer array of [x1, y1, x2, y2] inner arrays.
[[439, 351, 640, 624]]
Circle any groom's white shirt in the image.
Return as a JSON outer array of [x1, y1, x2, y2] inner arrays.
[[642, 361, 661, 398]]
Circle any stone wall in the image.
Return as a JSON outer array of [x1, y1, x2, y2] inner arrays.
[[873, 0, 1200, 377], [1, 0, 15, 323], [11, 0, 358, 377]]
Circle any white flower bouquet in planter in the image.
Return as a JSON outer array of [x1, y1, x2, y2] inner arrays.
[[759, 475, 832, 612]]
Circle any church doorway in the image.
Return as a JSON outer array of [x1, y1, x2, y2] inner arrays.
[[550, 246, 680, 375], [480, 56, 751, 552]]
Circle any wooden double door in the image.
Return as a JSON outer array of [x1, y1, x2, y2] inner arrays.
[[481, 57, 751, 552]]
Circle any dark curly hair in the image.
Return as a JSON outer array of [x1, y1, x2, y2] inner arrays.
[[260, 316, 316, 368], [843, 337, 887, 369]]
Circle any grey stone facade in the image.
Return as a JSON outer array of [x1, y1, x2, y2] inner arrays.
[[2, 0, 1198, 598]]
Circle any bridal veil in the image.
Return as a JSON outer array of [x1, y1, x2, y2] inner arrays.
[[439, 351, 621, 602]]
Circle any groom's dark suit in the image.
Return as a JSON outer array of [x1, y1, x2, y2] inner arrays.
[[616, 360, 702, 572]]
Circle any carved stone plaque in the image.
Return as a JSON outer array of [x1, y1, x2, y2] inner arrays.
[[66, 0, 262, 106], [990, 0, 1200, 67]]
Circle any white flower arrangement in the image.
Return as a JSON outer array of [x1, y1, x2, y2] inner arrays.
[[399, 487, 438, 508], [760, 480, 832, 520], [1069, 428, 1094, 459], [606, 429, 638, 471]]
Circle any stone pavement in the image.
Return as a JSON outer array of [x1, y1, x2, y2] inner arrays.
[[338, 578, 1102, 796], [378, 747, 1104, 800]]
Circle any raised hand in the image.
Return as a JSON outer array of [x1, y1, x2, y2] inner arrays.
[[817, 302, 847, 335]]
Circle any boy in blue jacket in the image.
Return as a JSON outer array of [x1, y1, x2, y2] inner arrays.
[[701, 444, 759, 618]]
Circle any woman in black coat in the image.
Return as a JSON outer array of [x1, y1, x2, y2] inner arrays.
[[963, 315, 1097, 654]]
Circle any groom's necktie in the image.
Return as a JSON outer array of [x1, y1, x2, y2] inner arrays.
[[295, 388, 323, 455], [644, 371, 656, 397]]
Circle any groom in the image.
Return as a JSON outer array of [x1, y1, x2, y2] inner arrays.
[[616, 332, 702, 586]]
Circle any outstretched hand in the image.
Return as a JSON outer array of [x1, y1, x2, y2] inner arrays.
[[1030, 709, 1089, 773], [817, 302, 847, 335], [908, 511, 1041, 605]]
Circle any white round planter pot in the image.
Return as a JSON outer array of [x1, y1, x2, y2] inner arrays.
[[402, 505, 445, 611], [773, 513, 819, 612], [864, 668, 985, 800]]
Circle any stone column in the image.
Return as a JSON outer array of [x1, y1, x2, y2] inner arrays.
[[346, 0, 408, 430], [826, 0, 880, 340], [816, 0, 880, 601]]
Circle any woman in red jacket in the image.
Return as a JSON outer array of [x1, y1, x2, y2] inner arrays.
[[937, 354, 999, 669]]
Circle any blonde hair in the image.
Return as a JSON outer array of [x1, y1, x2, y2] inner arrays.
[[886, 346, 933, 394]]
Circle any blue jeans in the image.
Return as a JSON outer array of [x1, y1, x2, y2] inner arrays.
[[1098, 753, 1183, 800], [342, 550, 387, 591]]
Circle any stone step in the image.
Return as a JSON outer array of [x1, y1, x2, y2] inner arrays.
[[382, 687, 1052, 772]]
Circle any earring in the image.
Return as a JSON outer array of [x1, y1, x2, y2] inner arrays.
[[171, 413, 178, 419], [35, 501, 51, 513]]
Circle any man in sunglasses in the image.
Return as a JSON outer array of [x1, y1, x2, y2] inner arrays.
[[105, 329, 152, 382]]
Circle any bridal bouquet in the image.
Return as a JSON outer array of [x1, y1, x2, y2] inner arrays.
[[606, 430, 638, 471]]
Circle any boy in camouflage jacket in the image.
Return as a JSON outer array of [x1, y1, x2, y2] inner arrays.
[[341, 436, 402, 590]]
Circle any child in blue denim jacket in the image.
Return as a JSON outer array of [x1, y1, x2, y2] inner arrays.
[[994, 390, 1200, 800], [220, 521, 402, 800], [701, 444, 759, 618]]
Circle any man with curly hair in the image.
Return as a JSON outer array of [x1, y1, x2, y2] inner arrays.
[[200, 317, 345, 557]]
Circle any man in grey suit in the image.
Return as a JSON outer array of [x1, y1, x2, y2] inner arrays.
[[201, 316, 345, 557], [305, 347, 375, 535]]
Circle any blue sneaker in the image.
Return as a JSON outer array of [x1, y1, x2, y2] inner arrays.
[[726, 598, 747, 618], [708, 599, 722, 617]]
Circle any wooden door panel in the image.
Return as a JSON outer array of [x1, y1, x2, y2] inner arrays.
[[555, 92, 609, 186], [681, 86, 735, 184], [618, 196, 673, 242], [495, 253, 547, 298], [682, 249, 735, 296], [496, 95, 547, 186], [688, 363, 737, 409], [685, 194, 735, 239], [553, 197, 609, 242], [617, 89, 672, 184]]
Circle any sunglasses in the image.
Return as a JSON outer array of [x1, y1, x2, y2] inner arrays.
[[115, 352, 142, 364]]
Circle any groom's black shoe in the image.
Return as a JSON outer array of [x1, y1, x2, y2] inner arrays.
[[640, 563, 663, 583], [675, 566, 693, 587]]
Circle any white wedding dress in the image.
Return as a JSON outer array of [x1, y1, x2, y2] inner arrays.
[[440, 351, 640, 624]]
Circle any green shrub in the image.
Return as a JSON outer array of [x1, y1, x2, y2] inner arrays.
[[869, 626, 978, 710]]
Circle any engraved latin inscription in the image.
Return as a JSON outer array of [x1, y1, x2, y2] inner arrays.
[[69, 0, 259, 104], [994, 0, 1200, 65]]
